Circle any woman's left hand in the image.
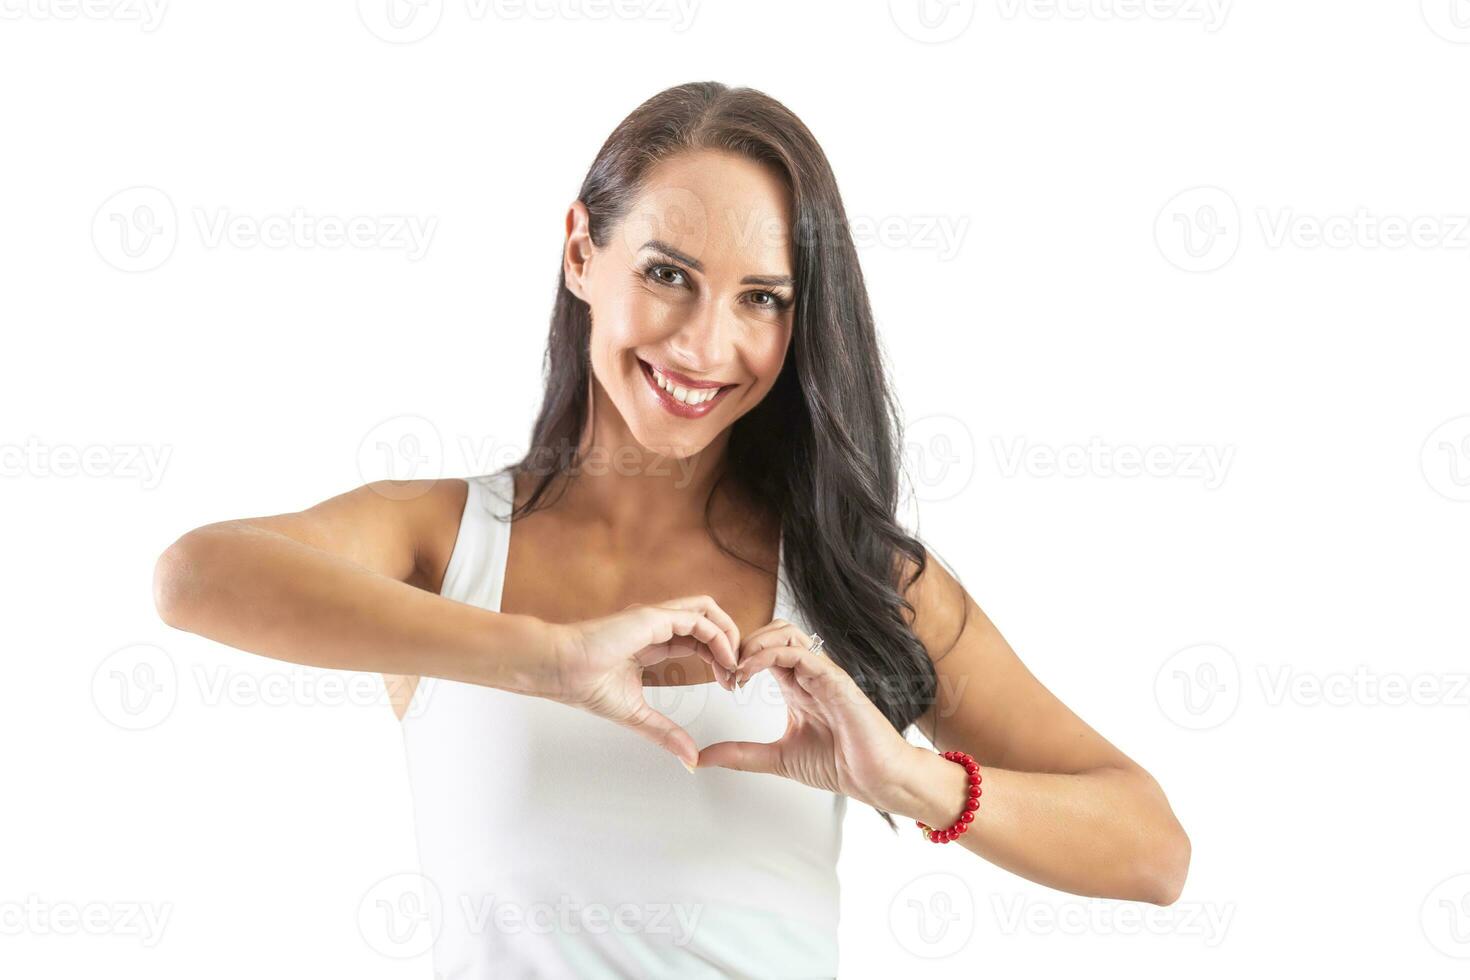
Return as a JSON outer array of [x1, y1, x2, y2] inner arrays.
[[694, 618, 917, 812]]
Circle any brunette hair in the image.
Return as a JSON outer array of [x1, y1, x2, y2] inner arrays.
[[500, 81, 968, 830]]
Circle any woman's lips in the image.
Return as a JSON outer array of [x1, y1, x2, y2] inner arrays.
[[637, 357, 735, 419]]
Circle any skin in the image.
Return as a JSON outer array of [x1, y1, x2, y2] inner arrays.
[[154, 147, 1190, 909]]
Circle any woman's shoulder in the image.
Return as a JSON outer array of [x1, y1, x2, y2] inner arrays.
[[894, 542, 973, 656], [348, 476, 472, 592]]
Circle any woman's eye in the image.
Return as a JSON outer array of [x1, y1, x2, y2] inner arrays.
[[644, 263, 788, 311], [648, 264, 685, 287]]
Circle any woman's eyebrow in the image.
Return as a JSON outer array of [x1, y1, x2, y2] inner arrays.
[[641, 239, 794, 288]]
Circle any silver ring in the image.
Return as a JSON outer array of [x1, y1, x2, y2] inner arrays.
[[807, 633, 824, 655]]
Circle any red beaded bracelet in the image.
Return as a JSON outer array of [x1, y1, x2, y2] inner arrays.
[[915, 749, 981, 843]]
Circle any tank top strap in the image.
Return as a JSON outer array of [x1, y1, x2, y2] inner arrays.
[[437, 470, 516, 611], [774, 527, 798, 624], [439, 472, 810, 639]]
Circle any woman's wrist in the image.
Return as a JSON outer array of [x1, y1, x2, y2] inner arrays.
[[468, 611, 567, 696], [885, 743, 976, 830]]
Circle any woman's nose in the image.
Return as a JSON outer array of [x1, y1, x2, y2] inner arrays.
[[666, 300, 735, 370]]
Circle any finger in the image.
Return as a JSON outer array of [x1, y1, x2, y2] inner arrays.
[[738, 623, 808, 665], [736, 618, 796, 664], [690, 643, 736, 691], [649, 644, 734, 692], [695, 738, 780, 775], [733, 636, 853, 703], [672, 611, 736, 672], [638, 611, 737, 692], [658, 594, 741, 669], [663, 605, 738, 671], [767, 663, 817, 710], [636, 607, 736, 671], [619, 696, 699, 770], [630, 609, 734, 692], [733, 623, 805, 688]]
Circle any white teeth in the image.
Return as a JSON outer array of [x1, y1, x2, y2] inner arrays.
[[651, 365, 720, 406]]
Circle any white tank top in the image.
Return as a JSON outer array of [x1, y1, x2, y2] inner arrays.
[[399, 470, 847, 978]]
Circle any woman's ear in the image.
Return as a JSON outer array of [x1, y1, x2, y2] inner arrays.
[[563, 200, 595, 303]]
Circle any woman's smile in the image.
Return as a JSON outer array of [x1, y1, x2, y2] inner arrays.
[[636, 355, 738, 419]]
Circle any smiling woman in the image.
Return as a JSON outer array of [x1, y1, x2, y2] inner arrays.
[[153, 80, 1189, 979], [513, 86, 947, 751]]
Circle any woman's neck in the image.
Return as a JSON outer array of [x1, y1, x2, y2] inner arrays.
[[552, 374, 743, 545]]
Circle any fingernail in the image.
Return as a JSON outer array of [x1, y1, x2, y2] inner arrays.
[[681, 758, 697, 773]]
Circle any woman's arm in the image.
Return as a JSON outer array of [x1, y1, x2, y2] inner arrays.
[[888, 551, 1191, 906], [152, 479, 559, 696]]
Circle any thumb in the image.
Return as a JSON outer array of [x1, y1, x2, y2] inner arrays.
[[621, 699, 699, 771], [695, 740, 780, 775]]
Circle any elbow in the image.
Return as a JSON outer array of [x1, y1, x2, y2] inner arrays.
[[1135, 820, 1191, 907], [153, 531, 203, 630], [1115, 767, 1191, 906]]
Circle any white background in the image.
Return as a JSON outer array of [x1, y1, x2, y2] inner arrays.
[[3, 1, 1469, 977]]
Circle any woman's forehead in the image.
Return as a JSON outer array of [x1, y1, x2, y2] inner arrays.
[[620, 164, 795, 274]]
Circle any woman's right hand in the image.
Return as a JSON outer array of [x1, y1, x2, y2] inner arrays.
[[543, 596, 742, 770]]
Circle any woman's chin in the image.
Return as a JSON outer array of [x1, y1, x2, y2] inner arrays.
[[632, 430, 705, 461]]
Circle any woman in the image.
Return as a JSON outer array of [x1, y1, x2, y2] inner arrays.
[[153, 81, 1190, 978]]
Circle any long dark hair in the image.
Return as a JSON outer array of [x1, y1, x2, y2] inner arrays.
[[499, 81, 968, 830]]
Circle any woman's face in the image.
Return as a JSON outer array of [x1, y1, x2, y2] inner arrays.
[[564, 149, 797, 459]]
